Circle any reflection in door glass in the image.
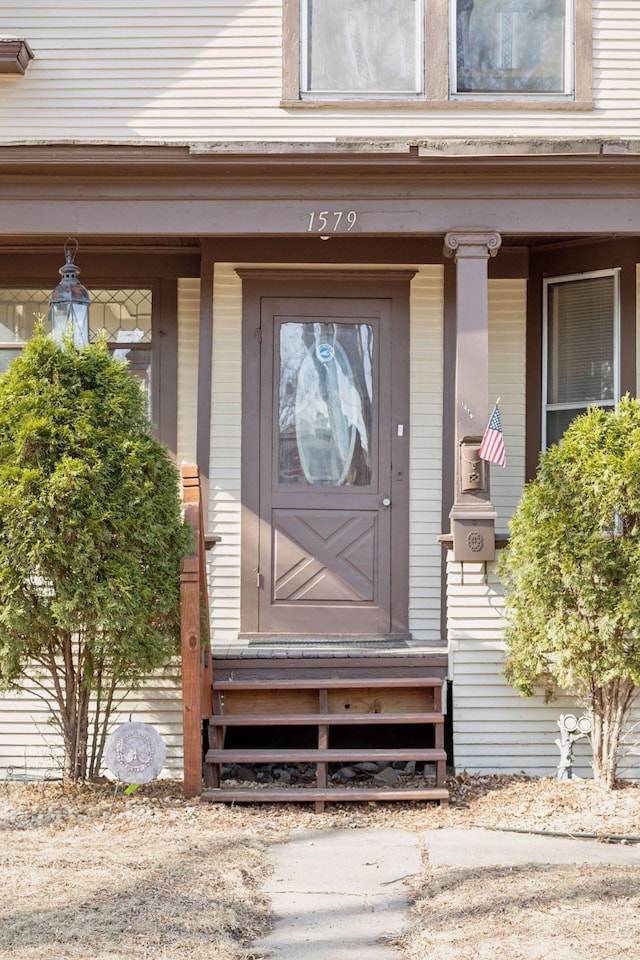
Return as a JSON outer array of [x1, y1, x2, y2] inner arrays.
[[279, 322, 373, 485]]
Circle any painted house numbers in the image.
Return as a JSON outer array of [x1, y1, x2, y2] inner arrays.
[[307, 210, 358, 232]]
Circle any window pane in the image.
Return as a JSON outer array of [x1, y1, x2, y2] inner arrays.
[[546, 406, 589, 448], [0, 288, 152, 344], [279, 321, 373, 486], [456, 0, 567, 93], [0, 349, 22, 374], [92, 289, 152, 342], [547, 276, 615, 406], [0, 288, 153, 409], [304, 0, 422, 95], [0, 290, 50, 342]]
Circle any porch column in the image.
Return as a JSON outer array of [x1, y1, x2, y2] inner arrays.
[[443, 230, 502, 562]]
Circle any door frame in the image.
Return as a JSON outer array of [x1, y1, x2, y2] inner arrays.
[[239, 269, 414, 637]]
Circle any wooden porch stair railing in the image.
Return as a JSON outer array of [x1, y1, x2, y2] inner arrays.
[[180, 464, 449, 807], [180, 465, 214, 799]]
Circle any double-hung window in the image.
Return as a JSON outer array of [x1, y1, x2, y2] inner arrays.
[[542, 270, 620, 448], [284, 0, 591, 107]]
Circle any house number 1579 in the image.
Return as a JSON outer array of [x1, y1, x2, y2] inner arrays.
[[308, 210, 357, 232]]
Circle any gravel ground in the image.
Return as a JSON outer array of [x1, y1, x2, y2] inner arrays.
[[2, 774, 639, 959]]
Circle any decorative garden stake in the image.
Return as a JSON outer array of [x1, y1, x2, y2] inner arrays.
[[555, 713, 592, 781]]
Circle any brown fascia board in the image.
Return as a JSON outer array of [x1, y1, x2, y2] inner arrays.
[[0, 37, 34, 75], [1, 140, 640, 182]]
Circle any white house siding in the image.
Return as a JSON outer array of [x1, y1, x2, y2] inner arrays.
[[408, 266, 444, 645], [448, 555, 640, 779], [207, 263, 444, 649], [208, 263, 243, 646], [177, 278, 201, 466], [488, 279, 527, 530], [0, 669, 184, 782], [0, 3, 639, 142]]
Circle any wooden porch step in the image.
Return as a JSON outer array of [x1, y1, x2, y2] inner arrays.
[[205, 748, 447, 763], [204, 670, 449, 807], [208, 712, 444, 726], [201, 787, 450, 804]]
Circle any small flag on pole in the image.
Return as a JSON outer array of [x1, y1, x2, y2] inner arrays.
[[478, 402, 506, 468]]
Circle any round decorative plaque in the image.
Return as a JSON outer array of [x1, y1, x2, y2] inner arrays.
[[104, 721, 166, 784], [467, 531, 485, 553]]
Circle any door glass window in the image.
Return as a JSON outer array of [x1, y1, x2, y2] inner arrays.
[[279, 321, 373, 485]]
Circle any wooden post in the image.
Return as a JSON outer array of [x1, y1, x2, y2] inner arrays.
[[181, 554, 202, 799], [180, 464, 213, 799]]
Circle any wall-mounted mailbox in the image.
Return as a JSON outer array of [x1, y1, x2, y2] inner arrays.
[[452, 516, 496, 562], [459, 440, 486, 493]]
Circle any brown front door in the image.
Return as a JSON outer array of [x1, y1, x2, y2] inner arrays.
[[241, 273, 411, 638]]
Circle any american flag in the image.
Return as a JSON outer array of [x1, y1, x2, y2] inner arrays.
[[478, 404, 506, 468]]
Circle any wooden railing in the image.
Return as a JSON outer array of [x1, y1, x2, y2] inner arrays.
[[180, 465, 213, 799]]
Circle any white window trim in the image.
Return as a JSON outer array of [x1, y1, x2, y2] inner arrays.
[[542, 267, 621, 449]]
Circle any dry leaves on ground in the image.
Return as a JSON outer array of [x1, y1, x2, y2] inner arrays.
[[1, 775, 640, 960]]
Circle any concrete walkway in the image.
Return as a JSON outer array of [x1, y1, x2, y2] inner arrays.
[[253, 826, 640, 960], [253, 828, 422, 960]]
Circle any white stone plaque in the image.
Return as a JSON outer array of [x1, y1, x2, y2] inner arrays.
[[104, 721, 166, 784]]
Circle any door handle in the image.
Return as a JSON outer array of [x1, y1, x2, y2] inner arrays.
[[381, 497, 391, 508]]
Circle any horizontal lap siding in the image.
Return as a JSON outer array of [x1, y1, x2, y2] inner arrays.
[[209, 264, 242, 646], [449, 558, 640, 778], [488, 280, 526, 530], [408, 267, 443, 644], [0, 669, 184, 781], [448, 279, 628, 779], [0, 4, 637, 141]]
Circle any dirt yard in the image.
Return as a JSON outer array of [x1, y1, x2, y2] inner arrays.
[[1, 775, 639, 960]]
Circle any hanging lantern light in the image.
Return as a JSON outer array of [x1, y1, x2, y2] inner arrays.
[[49, 238, 90, 347]]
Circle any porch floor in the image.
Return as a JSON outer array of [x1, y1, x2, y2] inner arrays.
[[212, 638, 449, 665]]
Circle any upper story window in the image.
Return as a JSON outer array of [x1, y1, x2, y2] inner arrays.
[[453, 0, 570, 96], [301, 0, 424, 98], [542, 270, 620, 448], [283, 0, 591, 107]]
